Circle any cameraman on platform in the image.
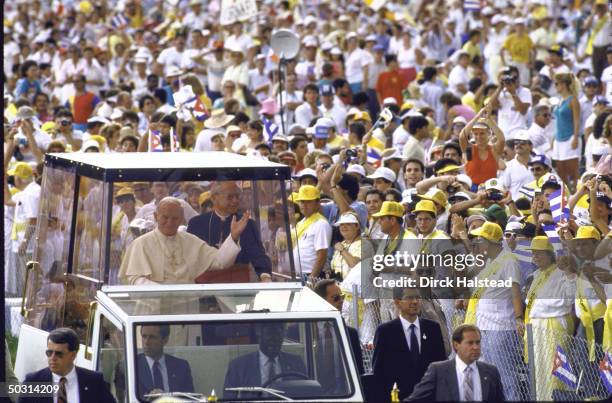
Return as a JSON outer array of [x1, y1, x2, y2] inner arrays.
[[490, 66, 532, 141]]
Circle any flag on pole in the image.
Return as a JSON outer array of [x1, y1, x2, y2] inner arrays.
[[366, 128, 385, 166], [464, 0, 481, 11], [148, 129, 163, 152], [542, 224, 566, 257], [547, 188, 570, 223], [514, 239, 536, 283], [599, 352, 612, 393], [111, 12, 130, 28], [552, 345, 578, 389], [519, 185, 536, 200], [262, 116, 279, 142]]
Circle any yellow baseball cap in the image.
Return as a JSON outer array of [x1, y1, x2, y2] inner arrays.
[[41, 121, 56, 133], [574, 226, 601, 241], [528, 236, 554, 251], [373, 201, 405, 218], [353, 111, 372, 122], [7, 162, 33, 179], [412, 200, 437, 215], [89, 134, 107, 149], [436, 163, 462, 174], [198, 191, 211, 206], [418, 188, 447, 208], [469, 221, 503, 242], [295, 185, 321, 201], [115, 187, 135, 198]]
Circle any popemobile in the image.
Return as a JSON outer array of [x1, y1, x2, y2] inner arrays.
[[14, 152, 365, 402]]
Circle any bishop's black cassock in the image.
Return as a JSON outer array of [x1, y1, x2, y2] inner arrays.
[[187, 211, 272, 279]]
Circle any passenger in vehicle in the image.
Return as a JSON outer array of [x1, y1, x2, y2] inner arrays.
[[187, 181, 272, 282], [134, 182, 198, 225], [118, 197, 249, 285], [223, 322, 307, 399], [136, 325, 194, 399]]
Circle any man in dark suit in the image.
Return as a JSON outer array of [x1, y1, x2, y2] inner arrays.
[[313, 279, 364, 375], [136, 325, 194, 399], [187, 181, 272, 282], [18, 327, 116, 403], [372, 288, 447, 402], [223, 322, 307, 399], [406, 324, 505, 402]]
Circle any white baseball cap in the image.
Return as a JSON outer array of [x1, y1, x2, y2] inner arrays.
[[346, 164, 366, 177], [367, 167, 396, 183], [334, 212, 360, 226]]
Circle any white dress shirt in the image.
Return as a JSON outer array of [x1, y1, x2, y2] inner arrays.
[[399, 316, 421, 353], [145, 355, 170, 391], [455, 357, 482, 401], [258, 351, 280, 385], [52, 366, 79, 403]]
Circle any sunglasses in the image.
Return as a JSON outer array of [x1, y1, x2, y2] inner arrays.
[[530, 166, 544, 172], [45, 349, 67, 358], [539, 113, 551, 118], [504, 232, 516, 239], [331, 293, 345, 303], [514, 141, 531, 146]]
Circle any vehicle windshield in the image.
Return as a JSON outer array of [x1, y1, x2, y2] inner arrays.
[[132, 320, 354, 401]]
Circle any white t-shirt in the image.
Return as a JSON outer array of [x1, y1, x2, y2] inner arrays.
[[602, 65, 612, 104], [294, 103, 321, 128], [500, 158, 534, 200], [345, 48, 372, 84], [476, 253, 521, 330], [293, 217, 332, 274], [157, 47, 186, 76], [248, 68, 271, 102], [11, 181, 41, 253], [319, 103, 347, 133], [448, 65, 469, 97], [497, 87, 532, 140], [526, 122, 553, 155]]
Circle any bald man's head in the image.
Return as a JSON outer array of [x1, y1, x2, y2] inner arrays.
[[211, 182, 242, 215], [155, 197, 184, 236]]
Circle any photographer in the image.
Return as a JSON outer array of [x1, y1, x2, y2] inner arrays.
[[53, 109, 83, 151], [490, 67, 532, 141]]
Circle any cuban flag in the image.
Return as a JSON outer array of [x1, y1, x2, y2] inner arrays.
[[262, 116, 279, 142], [169, 128, 180, 152], [542, 224, 566, 257], [547, 188, 570, 223], [514, 239, 535, 284], [600, 352, 612, 394], [187, 96, 208, 122], [148, 129, 163, 152], [519, 185, 535, 200], [552, 346, 578, 389], [111, 12, 130, 28], [464, 0, 481, 11]]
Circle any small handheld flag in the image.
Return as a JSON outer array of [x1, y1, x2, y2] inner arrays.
[[148, 129, 163, 152], [599, 352, 612, 394], [542, 224, 566, 257], [552, 345, 578, 389], [547, 188, 570, 223]]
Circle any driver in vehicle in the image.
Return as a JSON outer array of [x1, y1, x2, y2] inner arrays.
[[136, 325, 194, 399], [187, 181, 273, 282], [118, 197, 250, 285], [223, 322, 307, 399]]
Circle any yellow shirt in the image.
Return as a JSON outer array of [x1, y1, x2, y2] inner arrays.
[[461, 92, 479, 112], [503, 34, 534, 64], [462, 41, 481, 60]]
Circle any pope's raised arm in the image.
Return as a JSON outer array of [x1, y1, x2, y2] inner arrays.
[[118, 197, 245, 285]]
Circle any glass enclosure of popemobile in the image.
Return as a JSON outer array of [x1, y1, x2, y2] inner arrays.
[[21, 152, 301, 343]]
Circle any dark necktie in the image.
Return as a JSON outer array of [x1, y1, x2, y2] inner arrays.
[[153, 360, 165, 391], [267, 358, 276, 384], [464, 366, 474, 401], [57, 377, 67, 403], [409, 324, 419, 361]]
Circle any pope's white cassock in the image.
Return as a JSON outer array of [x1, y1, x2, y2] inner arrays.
[[119, 228, 241, 285]]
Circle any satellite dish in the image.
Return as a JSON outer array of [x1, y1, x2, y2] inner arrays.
[[270, 29, 300, 60]]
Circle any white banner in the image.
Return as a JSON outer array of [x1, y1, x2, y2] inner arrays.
[[220, 0, 258, 26]]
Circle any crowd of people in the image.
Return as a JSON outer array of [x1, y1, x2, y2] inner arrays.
[[3, 0, 612, 402]]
